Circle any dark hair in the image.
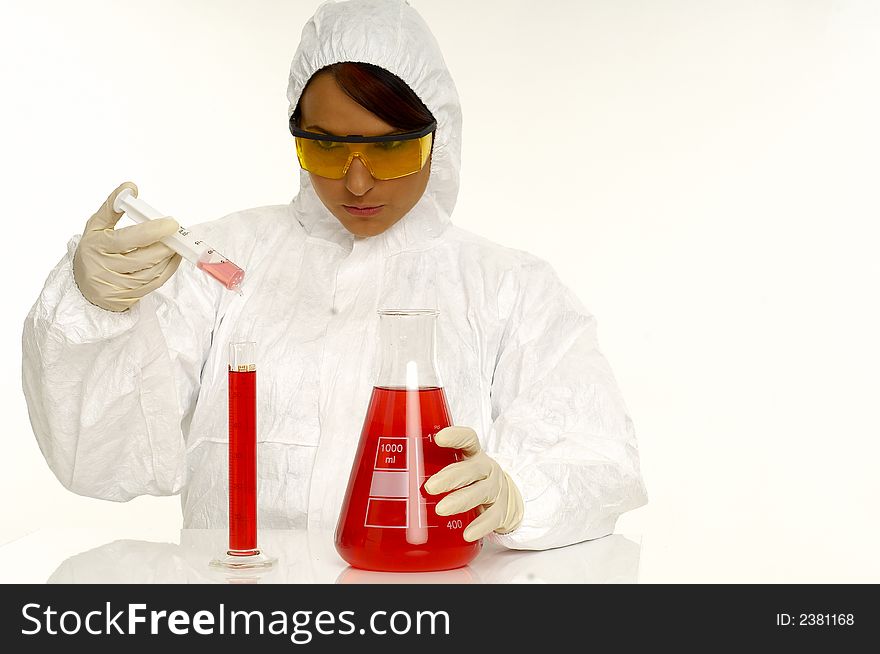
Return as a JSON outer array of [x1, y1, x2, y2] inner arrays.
[[292, 61, 436, 137]]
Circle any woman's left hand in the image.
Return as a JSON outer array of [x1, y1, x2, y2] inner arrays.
[[424, 426, 524, 542]]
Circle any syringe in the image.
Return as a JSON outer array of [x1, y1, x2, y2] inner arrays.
[[113, 189, 244, 294]]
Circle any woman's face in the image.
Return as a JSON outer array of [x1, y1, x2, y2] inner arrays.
[[298, 72, 432, 238]]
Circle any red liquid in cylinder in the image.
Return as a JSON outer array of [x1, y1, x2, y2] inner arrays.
[[228, 369, 257, 554], [335, 387, 482, 572]]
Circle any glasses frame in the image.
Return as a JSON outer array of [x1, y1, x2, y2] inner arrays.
[[288, 117, 437, 143]]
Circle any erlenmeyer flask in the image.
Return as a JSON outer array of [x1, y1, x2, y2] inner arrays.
[[335, 310, 482, 572]]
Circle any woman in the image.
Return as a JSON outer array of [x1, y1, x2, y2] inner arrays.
[[22, 0, 647, 550]]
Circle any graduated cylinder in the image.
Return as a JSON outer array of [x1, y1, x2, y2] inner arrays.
[[227, 341, 258, 555]]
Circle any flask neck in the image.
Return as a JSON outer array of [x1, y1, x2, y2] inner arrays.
[[375, 311, 442, 389]]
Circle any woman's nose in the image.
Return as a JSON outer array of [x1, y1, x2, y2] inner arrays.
[[344, 155, 375, 195]]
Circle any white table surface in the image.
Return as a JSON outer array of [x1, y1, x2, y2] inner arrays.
[[0, 528, 642, 584]]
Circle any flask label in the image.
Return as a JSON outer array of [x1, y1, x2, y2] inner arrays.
[[363, 435, 436, 528], [375, 437, 407, 470], [365, 498, 409, 528]]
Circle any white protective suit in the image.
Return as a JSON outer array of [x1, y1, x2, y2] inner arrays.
[[21, 0, 647, 550]]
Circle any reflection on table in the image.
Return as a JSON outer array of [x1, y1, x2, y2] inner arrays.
[[46, 529, 641, 584]]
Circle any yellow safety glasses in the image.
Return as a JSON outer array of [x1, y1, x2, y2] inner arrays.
[[289, 119, 436, 180]]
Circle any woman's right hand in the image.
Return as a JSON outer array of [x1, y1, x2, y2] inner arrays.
[[73, 182, 182, 312]]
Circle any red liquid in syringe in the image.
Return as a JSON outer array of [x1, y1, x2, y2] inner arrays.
[[228, 368, 257, 554], [198, 258, 245, 291]]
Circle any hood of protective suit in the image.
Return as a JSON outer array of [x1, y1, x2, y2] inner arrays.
[[286, 0, 462, 250]]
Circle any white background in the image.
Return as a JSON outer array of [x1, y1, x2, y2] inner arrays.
[[2, 0, 878, 582]]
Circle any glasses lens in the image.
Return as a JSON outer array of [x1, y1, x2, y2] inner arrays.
[[295, 138, 349, 179], [295, 133, 432, 180]]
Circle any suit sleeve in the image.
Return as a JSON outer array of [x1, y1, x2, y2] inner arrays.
[[21, 233, 221, 501], [484, 260, 648, 550]]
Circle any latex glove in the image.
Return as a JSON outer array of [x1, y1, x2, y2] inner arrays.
[[72, 182, 182, 312], [424, 426, 524, 542]]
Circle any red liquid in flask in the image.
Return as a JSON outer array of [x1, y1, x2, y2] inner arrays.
[[335, 387, 482, 572], [198, 258, 244, 291], [228, 369, 257, 555]]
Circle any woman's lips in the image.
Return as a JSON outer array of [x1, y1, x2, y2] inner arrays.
[[343, 205, 384, 217]]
